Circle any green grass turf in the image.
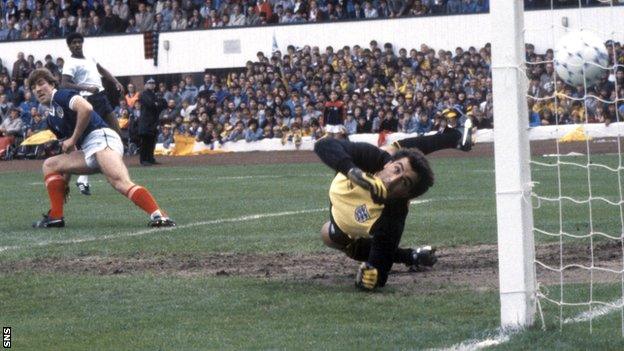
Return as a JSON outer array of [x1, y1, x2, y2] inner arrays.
[[1, 155, 624, 350], [0, 274, 500, 351]]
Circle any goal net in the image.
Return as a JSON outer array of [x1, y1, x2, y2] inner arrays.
[[491, 0, 624, 333]]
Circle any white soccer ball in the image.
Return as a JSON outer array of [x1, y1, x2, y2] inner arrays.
[[553, 30, 609, 87]]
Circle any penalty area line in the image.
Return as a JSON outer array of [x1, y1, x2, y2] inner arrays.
[[0, 208, 326, 254]]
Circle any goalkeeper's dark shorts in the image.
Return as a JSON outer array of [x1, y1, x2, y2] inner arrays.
[[329, 210, 372, 262], [328, 211, 355, 248]]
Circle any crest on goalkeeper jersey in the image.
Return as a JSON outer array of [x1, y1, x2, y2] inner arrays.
[[354, 204, 371, 223]]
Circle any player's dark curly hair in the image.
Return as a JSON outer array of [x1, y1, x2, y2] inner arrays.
[[392, 148, 434, 199], [66, 32, 84, 45]]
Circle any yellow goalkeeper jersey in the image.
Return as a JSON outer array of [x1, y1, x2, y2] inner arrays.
[[329, 173, 384, 239]]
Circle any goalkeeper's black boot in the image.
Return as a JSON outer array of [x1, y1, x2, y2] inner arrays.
[[458, 118, 474, 152], [407, 246, 437, 271], [33, 212, 65, 228]]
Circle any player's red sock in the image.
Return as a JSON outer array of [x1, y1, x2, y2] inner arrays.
[[125, 185, 161, 215], [45, 173, 66, 218]]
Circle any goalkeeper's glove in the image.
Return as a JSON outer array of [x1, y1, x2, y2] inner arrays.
[[355, 262, 379, 291], [347, 167, 387, 204]]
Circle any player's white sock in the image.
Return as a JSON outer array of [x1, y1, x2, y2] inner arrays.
[[77, 175, 89, 185], [150, 210, 163, 220]]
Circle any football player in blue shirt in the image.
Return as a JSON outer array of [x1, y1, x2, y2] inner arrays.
[[28, 68, 175, 228]]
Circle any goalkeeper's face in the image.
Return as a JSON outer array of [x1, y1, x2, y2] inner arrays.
[[376, 157, 418, 200]]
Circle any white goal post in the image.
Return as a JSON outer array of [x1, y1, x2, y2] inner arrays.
[[491, 1, 537, 328]]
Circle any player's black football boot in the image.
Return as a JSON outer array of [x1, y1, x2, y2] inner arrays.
[[407, 246, 438, 271], [148, 215, 176, 228], [33, 212, 65, 228], [76, 182, 91, 195]]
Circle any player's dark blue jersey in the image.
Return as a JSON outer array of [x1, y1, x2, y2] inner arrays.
[[45, 89, 109, 147]]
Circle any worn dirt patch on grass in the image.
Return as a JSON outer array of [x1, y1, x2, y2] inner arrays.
[[2, 241, 621, 293]]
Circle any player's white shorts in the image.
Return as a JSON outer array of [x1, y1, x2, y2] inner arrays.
[[81, 128, 124, 169], [325, 124, 345, 134]]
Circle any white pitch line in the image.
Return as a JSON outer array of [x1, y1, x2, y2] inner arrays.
[[0, 198, 437, 253], [410, 199, 432, 205], [0, 208, 326, 253], [435, 297, 624, 351], [563, 298, 624, 324], [431, 328, 517, 351]]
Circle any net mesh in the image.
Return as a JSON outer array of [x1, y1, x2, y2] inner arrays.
[[524, 0, 624, 334]]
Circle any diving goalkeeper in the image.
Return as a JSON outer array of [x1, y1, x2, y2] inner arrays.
[[314, 112, 473, 291]]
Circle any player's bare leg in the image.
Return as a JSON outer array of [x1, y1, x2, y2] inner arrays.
[[95, 148, 175, 227], [75, 104, 122, 196]]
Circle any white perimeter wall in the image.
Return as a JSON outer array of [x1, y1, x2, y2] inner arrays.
[[0, 6, 622, 77]]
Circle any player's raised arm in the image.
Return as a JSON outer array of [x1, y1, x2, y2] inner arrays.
[[313, 137, 391, 175], [96, 63, 124, 93]]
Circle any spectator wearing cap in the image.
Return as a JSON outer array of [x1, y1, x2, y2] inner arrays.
[[0, 107, 23, 137], [139, 78, 166, 166]]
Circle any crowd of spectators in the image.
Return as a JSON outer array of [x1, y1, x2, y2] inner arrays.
[[1, 0, 622, 43], [0, 38, 623, 155], [0, 0, 492, 42]]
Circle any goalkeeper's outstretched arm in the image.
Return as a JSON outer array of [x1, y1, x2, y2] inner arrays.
[[313, 137, 391, 175]]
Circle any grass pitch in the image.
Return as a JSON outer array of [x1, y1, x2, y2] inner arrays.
[[1, 154, 624, 350]]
